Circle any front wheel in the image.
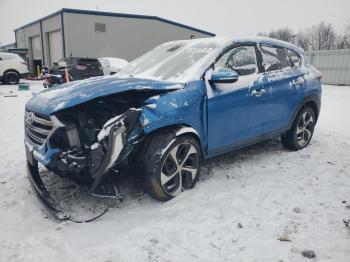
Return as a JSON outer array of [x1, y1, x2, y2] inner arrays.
[[141, 133, 202, 201], [282, 106, 315, 150]]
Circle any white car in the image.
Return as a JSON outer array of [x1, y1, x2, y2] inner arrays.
[[0, 52, 29, 84], [98, 57, 128, 75]]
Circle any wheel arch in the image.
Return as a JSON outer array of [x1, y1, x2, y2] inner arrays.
[[303, 100, 319, 122], [3, 68, 21, 77], [289, 94, 321, 129], [142, 124, 205, 158]]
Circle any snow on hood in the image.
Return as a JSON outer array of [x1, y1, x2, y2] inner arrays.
[[25, 76, 183, 115]]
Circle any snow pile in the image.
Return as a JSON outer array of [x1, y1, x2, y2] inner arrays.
[[0, 82, 350, 261]]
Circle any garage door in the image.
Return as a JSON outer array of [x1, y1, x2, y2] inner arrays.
[[31, 36, 42, 60], [49, 30, 63, 65]]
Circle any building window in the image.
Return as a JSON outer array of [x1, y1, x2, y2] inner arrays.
[[95, 22, 106, 32]]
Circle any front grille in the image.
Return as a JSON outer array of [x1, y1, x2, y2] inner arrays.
[[25, 109, 53, 146]]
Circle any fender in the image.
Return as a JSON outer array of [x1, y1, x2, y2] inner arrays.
[[144, 124, 205, 157], [288, 93, 321, 130], [175, 126, 203, 141]]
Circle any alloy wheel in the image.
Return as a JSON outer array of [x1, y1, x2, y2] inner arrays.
[[160, 142, 199, 196], [296, 111, 314, 147]]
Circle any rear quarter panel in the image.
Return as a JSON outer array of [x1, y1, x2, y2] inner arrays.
[[287, 64, 322, 127]]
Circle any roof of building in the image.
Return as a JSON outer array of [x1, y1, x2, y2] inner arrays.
[[14, 8, 215, 37], [0, 42, 16, 49]]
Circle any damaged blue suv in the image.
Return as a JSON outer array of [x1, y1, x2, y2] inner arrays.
[[25, 37, 321, 219]]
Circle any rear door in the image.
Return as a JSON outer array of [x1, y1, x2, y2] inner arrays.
[[258, 44, 304, 134]]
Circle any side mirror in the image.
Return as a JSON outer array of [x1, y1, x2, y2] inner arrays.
[[210, 67, 239, 84]]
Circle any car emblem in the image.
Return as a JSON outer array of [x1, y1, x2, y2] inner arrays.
[[26, 112, 35, 125]]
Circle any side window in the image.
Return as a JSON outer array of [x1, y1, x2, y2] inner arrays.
[[286, 49, 302, 67], [215, 45, 258, 76], [260, 45, 292, 72]]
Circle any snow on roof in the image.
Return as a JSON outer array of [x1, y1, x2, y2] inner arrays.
[[159, 36, 304, 55], [231, 36, 305, 53], [14, 8, 216, 37], [120, 37, 305, 83]]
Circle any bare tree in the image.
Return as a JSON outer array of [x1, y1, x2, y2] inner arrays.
[[336, 34, 350, 49], [336, 23, 350, 49], [268, 27, 294, 42], [257, 22, 349, 51], [309, 22, 336, 50], [296, 31, 311, 51], [257, 32, 268, 37]]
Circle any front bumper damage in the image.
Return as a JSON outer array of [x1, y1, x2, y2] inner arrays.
[[27, 160, 70, 220], [25, 109, 142, 221]]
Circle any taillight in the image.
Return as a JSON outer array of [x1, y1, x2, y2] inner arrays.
[[75, 65, 87, 70]]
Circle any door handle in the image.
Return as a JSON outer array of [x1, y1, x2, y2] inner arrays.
[[251, 89, 266, 97], [292, 79, 304, 86]]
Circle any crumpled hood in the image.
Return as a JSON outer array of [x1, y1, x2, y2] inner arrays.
[[25, 76, 183, 115]]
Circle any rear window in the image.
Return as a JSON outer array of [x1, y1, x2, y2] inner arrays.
[[286, 49, 302, 67], [260, 45, 292, 72], [76, 58, 100, 65]]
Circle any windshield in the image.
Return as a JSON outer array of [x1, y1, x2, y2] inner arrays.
[[119, 38, 228, 82]]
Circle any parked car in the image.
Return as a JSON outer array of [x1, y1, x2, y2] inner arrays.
[[0, 52, 29, 84], [24, 37, 321, 220], [51, 57, 103, 80], [98, 57, 128, 75]]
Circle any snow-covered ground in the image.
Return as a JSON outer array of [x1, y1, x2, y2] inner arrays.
[[0, 81, 349, 262]]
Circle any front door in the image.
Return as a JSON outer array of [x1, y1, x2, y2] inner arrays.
[[207, 44, 269, 156]]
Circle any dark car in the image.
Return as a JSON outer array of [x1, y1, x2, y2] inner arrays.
[[25, 37, 321, 220], [52, 57, 103, 80]]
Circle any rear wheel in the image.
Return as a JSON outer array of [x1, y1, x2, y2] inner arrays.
[[4, 71, 20, 85], [141, 133, 202, 201], [282, 106, 315, 150]]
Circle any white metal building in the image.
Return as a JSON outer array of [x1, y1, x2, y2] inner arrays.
[[14, 8, 215, 73], [307, 49, 350, 86]]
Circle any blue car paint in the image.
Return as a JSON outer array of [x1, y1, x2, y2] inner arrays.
[[25, 38, 321, 167], [26, 76, 184, 115], [207, 73, 269, 156], [33, 144, 61, 166], [263, 68, 304, 133], [141, 80, 208, 150]]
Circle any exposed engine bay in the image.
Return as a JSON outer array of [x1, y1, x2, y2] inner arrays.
[[46, 89, 167, 194]]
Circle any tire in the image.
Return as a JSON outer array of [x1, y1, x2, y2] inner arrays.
[[4, 71, 20, 85], [141, 132, 202, 201], [282, 106, 316, 150]]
